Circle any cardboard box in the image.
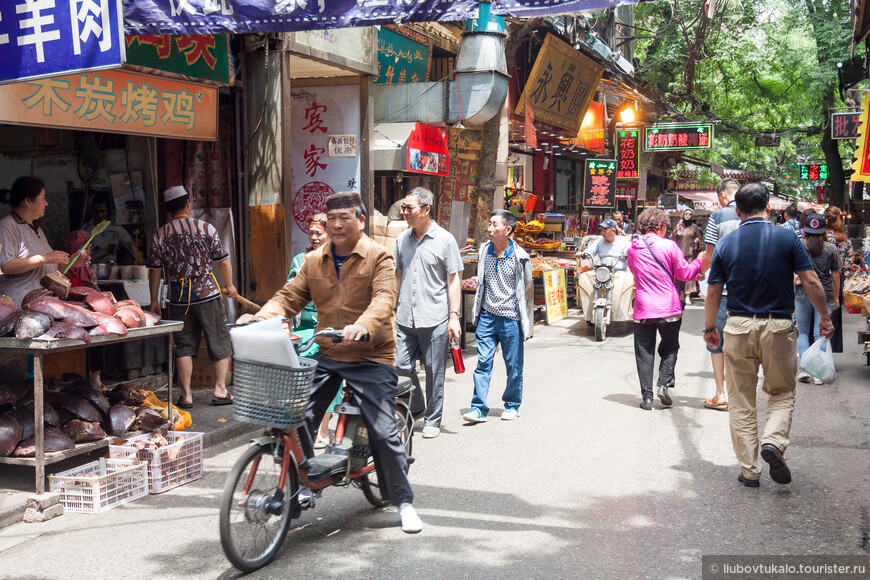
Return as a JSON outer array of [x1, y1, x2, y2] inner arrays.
[[386, 220, 409, 238], [371, 215, 389, 236], [190, 344, 233, 389], [373, 235, 397, 254]]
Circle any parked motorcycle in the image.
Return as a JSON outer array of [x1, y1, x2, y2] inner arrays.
[[576, 252, 635, 341]]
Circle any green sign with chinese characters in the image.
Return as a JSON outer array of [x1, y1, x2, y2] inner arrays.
[[374, 28, 428, 84], [125, 35, 234, 85], [799, 164, 828, 180]]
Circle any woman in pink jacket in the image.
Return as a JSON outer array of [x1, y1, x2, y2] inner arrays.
[[628, 208, 707, 411]]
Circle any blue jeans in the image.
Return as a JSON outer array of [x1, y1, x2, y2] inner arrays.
[[472, 310, 524, 413], [794, 295, 833, 357]]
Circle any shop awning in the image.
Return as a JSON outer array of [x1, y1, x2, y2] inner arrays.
[[374, 122, 416, 171], [675, 190, 718, 203]]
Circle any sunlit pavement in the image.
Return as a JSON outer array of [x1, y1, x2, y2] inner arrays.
[[1, 303, 868, 579]]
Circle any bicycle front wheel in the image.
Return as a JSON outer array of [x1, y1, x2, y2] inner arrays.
[[219, 442, 297, 572]]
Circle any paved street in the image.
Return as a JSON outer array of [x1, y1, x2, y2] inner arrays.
[[1, 303, 868, 579]]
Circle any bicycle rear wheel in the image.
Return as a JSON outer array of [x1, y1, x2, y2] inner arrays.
[[361, 404, 413, 507], [219, 442, 297, 572]]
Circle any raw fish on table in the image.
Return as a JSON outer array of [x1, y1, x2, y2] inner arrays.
[[1, 311, 53, 340], [107, 405, 136, 436], [45, 392, 101, 422], [63, 379, 110, 415], [62, 419, 106, 443], [0, 303, 16, 321], [115, 305, 146, 328], [107, 384, 146, 406], [91, 313, 127, 335], [27, 296, 99, 327], [39, 322, 91, 344], [89, 325, 109, 336], [14, 427, 75, 456], [143, 311, 161, 327], [21, 288, 50, 309], [0, 415, 22, 457]]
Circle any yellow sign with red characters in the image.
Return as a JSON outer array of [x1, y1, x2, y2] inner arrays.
[[543, 268, 568, 324], [851, 93, 870, 183], [0, 69, 218, 140]]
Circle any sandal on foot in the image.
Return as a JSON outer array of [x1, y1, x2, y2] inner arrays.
[[211, 392, 234, 406], [314, 436, 329, 450], [704, 395, 728, 411], [175, 396, 194, 410]]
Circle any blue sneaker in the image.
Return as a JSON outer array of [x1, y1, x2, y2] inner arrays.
[[501, 408, 520, 421], [462, 407, 487, 423]]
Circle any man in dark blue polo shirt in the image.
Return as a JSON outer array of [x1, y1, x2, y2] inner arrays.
[[704, 183, 832, 488]]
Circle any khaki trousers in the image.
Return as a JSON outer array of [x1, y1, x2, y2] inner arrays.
[[723, 315, 798, 479]]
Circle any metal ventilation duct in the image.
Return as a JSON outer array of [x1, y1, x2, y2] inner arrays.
[[373, 2, 508, 126]]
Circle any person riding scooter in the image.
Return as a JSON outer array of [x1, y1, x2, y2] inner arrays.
[[575, 219, 635, 333], [582, 219, 631, 271]]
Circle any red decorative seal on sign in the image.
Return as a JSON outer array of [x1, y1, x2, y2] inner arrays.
[[293, 181, 334, 232]]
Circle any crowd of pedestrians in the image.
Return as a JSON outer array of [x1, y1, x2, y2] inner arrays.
[[222, 180, 858, 533]]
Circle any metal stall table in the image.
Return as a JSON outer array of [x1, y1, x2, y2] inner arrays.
[[0, 320, 183, 493]]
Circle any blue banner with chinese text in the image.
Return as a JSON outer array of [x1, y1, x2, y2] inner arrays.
[[122, 1, 641, 35], [0, 0, 125, 85]]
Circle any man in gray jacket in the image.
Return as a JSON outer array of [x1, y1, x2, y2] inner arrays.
[[463, 209, 532, 423]]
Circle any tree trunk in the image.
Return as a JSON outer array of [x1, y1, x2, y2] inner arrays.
[[821, 103, 845, 208], [473, 115, 500, 242]]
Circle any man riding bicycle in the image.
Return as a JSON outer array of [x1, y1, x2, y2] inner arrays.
[[237, 190, 422, 533]]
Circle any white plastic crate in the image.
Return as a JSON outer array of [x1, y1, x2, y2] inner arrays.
[[109, 431, 204, 493], [48, 458, 148, 514]]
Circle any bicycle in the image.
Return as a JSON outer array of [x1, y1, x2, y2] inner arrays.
[[219, 327, 415, 572]]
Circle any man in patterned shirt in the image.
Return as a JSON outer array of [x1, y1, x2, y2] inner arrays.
[[148, 186, 238, 409], [463, 210, 532, 423]]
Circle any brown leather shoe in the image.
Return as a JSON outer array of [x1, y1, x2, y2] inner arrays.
[[737, 472, 760, 487], [761, 443, 792, 484]]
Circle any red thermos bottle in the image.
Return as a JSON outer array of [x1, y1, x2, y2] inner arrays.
[[450, 338, 465, 374]]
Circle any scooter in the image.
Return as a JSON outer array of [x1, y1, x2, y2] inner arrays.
[[576, 252, 635, 341]]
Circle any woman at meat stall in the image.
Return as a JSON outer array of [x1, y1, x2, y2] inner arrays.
[[0, 176, 70, 307], [65, 230, 108, 387]]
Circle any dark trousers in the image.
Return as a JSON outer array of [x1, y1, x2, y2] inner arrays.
[[299, 356, 413, 506], [633, 318, 682, 400]]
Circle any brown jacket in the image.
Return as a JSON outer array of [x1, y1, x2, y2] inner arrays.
[[256, 234, 397, 365]]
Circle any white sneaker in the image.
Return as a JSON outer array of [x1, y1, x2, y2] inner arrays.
[[501, 408, 520, 421], [398, 503, 422, 533], [797, 371, 811, 383], [812, 376, 824, 385], [421, 425, 440, 438]]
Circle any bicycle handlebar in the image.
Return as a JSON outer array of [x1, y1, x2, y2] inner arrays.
[[294, 327, 369, 353]]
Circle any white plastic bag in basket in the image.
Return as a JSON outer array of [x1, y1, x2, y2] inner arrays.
[[230, 317, 300, 367], [799, 338, 836, 384]]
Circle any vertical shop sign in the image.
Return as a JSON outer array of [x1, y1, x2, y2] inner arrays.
[[543, 268, 568, 324], [374, 27, 429, 84], [567, 100, 604, 153], [582, 159, 616, 209], [616, 129, 639, 179], [524, 102, 537, 149], [852, 94, 870, 182], [438, 127, 481, 228], [290, 84, 361, 256], [0, 0, 125, 84], [406, 123, 449, 176]]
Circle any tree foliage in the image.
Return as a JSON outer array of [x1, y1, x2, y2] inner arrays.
[[633, 0, 859, 200]]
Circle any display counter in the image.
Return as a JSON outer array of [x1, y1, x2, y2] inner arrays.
[[0, 320, 183, 493]]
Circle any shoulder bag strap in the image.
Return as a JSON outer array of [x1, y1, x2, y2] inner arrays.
[[641, 235, 682, 300]]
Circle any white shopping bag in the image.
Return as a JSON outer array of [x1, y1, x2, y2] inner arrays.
[[799, 338, 836, 384]]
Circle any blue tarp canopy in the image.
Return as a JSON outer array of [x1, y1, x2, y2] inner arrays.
[[123, 1, 642, 35]]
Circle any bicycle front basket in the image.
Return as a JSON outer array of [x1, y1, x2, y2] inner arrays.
[[232, 357, 318, 429]]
